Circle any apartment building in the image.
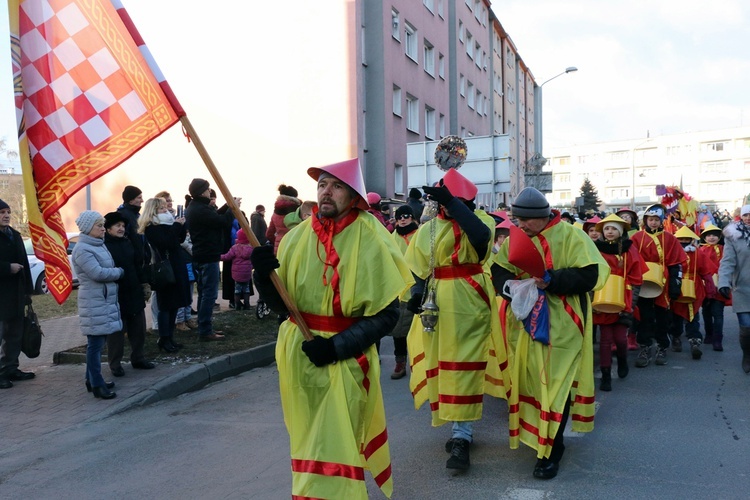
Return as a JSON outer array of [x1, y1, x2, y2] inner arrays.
[[358, 0, 537, 202], [546, 127, 750, 212]]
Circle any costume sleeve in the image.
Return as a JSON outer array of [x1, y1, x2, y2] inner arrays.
[[546, 264, 599, 295], [491, 262, 516, 300], [444, 198, 490, 256], [331, 299, 400, 360]]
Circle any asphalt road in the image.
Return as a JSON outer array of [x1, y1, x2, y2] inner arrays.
[[1, 314, 748, 499]]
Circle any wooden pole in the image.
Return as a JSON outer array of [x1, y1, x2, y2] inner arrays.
[[179, 116, 313, 341]]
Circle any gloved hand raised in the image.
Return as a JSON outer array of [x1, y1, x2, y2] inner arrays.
[[617, 311, 633, 327], [250, 244, 280, 280], [719, 287, 732, 300], [422, 180, 454, 207], [406, 293, 423, 315], [301, 336, 338, 367], [668, 278, 682, 301]]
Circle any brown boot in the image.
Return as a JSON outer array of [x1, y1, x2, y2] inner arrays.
[[391, 356, 407, 379], [739, 327, 750, 373]]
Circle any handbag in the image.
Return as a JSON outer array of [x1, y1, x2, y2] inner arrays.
[[22, 303, 44, 359], [147, 244, 176, 291]]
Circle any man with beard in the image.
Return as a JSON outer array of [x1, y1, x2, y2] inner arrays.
[[389, 204, 419, 379], [250, 158, 412, 499]]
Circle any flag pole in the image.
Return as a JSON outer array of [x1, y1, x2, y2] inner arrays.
[[178, 116, 313, 341]]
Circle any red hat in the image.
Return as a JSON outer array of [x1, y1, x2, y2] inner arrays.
[[308, 158, 369, 210], [496, 218, 513, 230], [582, 216, 602, 232], [236, 229, 249, 244], [441, 168, 477, 201], [366, 192, 382, 205]]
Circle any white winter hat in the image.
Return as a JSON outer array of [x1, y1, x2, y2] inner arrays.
[[741, 205, 750, 216]]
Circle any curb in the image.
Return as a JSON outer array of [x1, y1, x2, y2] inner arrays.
[[85, 341, 276, 422]]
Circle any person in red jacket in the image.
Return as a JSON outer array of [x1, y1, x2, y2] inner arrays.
[[668, 226, 718, 360], [266, 184, 301, 254], [591, 214, 645, 391], [698, 224, 730, 351], [631, 204, 687, 367]]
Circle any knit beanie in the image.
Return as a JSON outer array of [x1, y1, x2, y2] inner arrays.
[[395, 205, 414, 219], [188, 178, 210, 198], [75, 210, 102, 235], [121, 185, 142, 204], [409, 187, 422, 200], [278, 184, 298, 197], [742, 205, 750, 216], [236, 229, 249, 244], [0, 198, 9, 211], [512, 187, 550, 218]]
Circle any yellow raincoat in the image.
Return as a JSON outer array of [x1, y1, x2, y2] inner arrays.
[[276, 210, 412, 499], [494, 214, 609, 459], [405, 211, 511, 427]]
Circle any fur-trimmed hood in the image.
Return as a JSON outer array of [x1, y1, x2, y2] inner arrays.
[[273, 194, 301, 216], [723, 221, 750, 243]]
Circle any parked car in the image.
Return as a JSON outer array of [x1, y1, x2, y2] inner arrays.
[[23, 232, 79, 294]]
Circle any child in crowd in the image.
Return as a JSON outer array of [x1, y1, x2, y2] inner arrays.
[[284, 200, 317, 231], [698, 224, 730, 351], [220, 229, 254, 311], [583, 216, 602, 242], [668, 227, 718, 360], [591, 214, 644, 391]]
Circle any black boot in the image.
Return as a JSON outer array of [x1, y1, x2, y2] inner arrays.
[[739, 327, 750, 373], [86, 380, 115, 392], [157, 338, 179, 353], [599, 367, 612, 392], [712, 332, 723, 351], [445, 438, 471, 470], [92, 386, 117, 399], [616, 355, 629, 378]]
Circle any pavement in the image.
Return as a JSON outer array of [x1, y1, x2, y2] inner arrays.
[[2, 296, 275, 449]]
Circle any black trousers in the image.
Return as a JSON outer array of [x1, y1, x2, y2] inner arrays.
[[549, 395, 571, 463], [636, 297, 672, 349], [107, 309, 147, 369]]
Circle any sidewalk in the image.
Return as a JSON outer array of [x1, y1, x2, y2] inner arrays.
[[3, 297, 275, 451]]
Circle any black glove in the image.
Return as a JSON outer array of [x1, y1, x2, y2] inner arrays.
[[422, 180, 454, 207], [406, 293, 423, 315], [24, 295, 32, 306], [668, 278, 682, 301], [617, 311, 633, 327], [719, 287, 732, 300], [301, 336, 338, 367], [250, 244, 279, 280]]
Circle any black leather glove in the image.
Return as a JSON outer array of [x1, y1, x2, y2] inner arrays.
[[250, 244, 279, 280], [406, 293, 423, 315], [719, 287, 732, 300], [422, 180, 454, 207], [617, 311, 633, 327], [301, 336, 338, 367], [668, 278, 682, 301], [24, 295, 32, 305]]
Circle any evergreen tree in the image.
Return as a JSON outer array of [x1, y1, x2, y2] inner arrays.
[[579, 177, 602, 212]]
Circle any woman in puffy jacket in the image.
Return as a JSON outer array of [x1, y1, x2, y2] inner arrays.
[[266, 184, 300, 254], [72, 211, 124, 400]]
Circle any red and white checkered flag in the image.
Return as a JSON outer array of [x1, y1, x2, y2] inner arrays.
[[8, 0, 182, 303]]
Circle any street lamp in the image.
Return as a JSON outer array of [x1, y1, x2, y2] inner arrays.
[[534, 66, 578, 156], [540, 66, 578, 87]]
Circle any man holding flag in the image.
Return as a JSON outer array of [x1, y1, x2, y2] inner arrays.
[[251, 158, 412, 499]]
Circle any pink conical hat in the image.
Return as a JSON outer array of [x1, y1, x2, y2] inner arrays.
[[308, 158, 369, 210], [441, 168, 477, 201]]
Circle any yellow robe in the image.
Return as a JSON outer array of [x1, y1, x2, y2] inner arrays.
[[276, 211, 413, 499], [405, 211, 511, 427], [494, 216, 609, 459]]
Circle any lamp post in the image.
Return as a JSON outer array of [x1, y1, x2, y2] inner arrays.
[[534, 67, 578, 156]]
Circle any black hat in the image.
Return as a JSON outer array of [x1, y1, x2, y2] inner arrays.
[[0, 198, 9, 211], [103, 211, 127, 229], [409, 187, 422, 200], [122, 185, 142, 203], [188, 178, 210, 198], [395, 205, 414, 219]]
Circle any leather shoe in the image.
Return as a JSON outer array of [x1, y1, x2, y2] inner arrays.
[[111, 366, 125, 377], [9, 369, 35, 381], [131, 360, 155, 370], [92, 386, 117, 399], [533, 458, 559, 479], [199, 333, 225, 342], [0, 378, 12, 389], [86, 380, 115, 392]]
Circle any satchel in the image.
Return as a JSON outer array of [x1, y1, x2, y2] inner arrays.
[[22, 304, 44, 359], [147, 244, 176, 291]]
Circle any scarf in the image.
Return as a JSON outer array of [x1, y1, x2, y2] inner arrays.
[[395, 222, 419, 236], [735, 221, 750, 247]]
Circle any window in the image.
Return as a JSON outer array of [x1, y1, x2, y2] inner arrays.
[[558, 157, 570, 166], [556, 173, 570, 183], [608, 151, 629, 161], [406, 94, 419, 133], [702, 161, 730, 174], [702, 141, 729, 152], [439, 113, 445, 137], [423, 40, 435, 76], [423, 0, 434, 13], [474, 1, 481, 20], [438, 0, 444, 17], [458, 21, 464, 43], [559, 191, 572, 201], [459, 74, 465, 96], [467, 81, 475, 109], [465, 31, 473, 59], [391, 9, 400, 40], [438, 53, 445, 78], [475, 90, 482, 115], [460, 126, 466, 137], [474, 42, 481, 66], [392, 85, 402, 116], [394, 164, 404, 195], [425, 106, 436, 139], [405, 22, 417, 61]]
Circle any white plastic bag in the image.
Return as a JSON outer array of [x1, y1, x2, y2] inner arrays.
[[503, 278, 539, 320]]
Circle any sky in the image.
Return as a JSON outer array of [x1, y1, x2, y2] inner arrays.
[[2, 0, 750, 225]]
